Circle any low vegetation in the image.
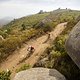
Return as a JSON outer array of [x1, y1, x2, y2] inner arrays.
[[0, 70, 11, 80], [16, 64, 31, 73], [0, 9, 80, 80]]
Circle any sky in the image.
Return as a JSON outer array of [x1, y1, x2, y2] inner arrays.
[[0, 0, 80, 19]]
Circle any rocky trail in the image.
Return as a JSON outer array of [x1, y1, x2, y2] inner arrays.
[[0, 22, 67, 79]]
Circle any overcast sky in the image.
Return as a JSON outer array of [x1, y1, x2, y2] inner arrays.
[[0, 0, 80, 19]]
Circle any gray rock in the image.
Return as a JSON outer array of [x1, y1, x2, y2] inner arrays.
[[65, 21, 80, 69], [13, 68, 66, 80]]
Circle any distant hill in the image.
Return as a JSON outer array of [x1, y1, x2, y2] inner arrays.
[[3, 9, 80, 30], [0, 17, 13, 27]]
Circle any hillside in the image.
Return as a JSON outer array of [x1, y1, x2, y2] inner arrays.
[[2, 9, 80, 31], [3, 12, 50, 29], [0, 9, 80, 80], [0, 22, 67, 79]]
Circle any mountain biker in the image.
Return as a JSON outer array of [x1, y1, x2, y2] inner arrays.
[[43, 32, 50, 43], [27, 45, 35, 53]]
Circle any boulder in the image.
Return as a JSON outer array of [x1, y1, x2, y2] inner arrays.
[[65, 21, 80, 69], [13, 68, 66, 80]]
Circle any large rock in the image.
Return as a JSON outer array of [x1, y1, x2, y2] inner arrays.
[[65, 21, 80, 69], [13, 68, 66, 80]]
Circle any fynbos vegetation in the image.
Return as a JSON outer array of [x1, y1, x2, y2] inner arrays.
[[0, 9, 80, 80]]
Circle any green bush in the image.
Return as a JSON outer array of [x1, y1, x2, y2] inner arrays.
[[50, 50, 61, 58], [42, 22, 53, 32], [53, 35, 67, 56], [0, 36, 23, 62], [16, 64, 31, 73], [0, 70, 11, 80], [21, 23, 26, 31]]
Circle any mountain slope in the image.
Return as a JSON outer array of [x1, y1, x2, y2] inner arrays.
[[3, 13, 50, 29], [0, 9, 80, 64], [0, 9, 80, 80], [0, 22, 67, 79]]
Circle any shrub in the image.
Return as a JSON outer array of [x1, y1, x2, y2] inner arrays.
[[50, 50, 61, 58], [16, 64, 31, 73], [0, 36, 24, 62], [54, 35, 67, 56], [21, 23, 26, 30], [36, 21, 56, 33], [0, 70, 11, 80], [42, 23, 53, 32]]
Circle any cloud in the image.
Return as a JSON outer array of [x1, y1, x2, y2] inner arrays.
[[0, 0, 53, 4], [0, 0, 11, 3]]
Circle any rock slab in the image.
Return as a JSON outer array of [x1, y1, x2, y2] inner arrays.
[[66, 21, 80, 69], [13, 68, 66, 80]]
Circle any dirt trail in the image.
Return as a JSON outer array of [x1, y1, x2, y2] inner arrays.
[[0, 22, 67, 79]]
